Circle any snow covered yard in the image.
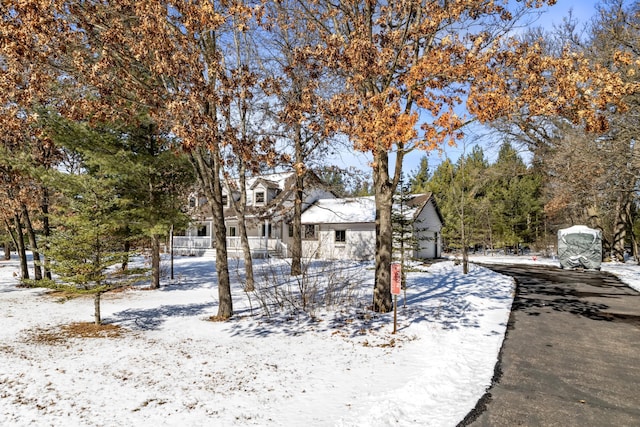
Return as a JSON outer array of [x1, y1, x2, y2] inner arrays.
[[5, 252, 638, 427]]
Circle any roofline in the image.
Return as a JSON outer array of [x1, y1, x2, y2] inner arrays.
[[410, 192, 445, 226]]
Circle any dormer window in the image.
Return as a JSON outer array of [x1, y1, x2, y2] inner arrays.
[[222, 194, 228, 206], [255, 191, 265, 204], [189, 197, 196, 208]]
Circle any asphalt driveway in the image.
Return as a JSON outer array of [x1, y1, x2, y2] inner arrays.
[[460, 264, 640, 426]]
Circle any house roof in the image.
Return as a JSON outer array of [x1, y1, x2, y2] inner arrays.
[[406, 192, 444, 225], [249, 177, 283, 191], [301, 196, 377, 224], [301, 193, 444, 226], [225, 172, 294, 193]]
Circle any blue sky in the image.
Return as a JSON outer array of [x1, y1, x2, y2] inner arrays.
[[551, 0, 600, 24], [414, 0, 602, 174], [326, 0, 602, 179]]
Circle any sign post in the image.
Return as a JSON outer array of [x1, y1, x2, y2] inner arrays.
[[391, 262, 402, 334]]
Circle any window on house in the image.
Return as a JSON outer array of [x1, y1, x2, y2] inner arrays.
[[189, 197, 196, 208], [335, 229, 346, 243], [261, 223, 272, 237], [288, 223, 294, 238], [197, 225, 207, 236], [228, 226, 236, 237], [221, 194, 228, 206], [255, 191, 265, 204], [303, 224, 317, 240]]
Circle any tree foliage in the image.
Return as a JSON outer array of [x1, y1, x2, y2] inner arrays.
[[429, 143, 543, 255], [2, 0, 638, 316]]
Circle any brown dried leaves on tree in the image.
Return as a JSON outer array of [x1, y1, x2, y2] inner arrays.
[[288, 0, 635, 309]]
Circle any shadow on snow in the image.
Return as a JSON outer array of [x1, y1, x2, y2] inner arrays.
[[483, 264, 640, 326]]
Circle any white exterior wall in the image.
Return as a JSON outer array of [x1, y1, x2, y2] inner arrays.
[[301, 223, 375, 261], [281, 188, 337, 249], [413, 200, 443, 259]]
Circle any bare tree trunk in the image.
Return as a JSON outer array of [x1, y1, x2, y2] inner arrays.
[[236, 219, 254, 291], [291, 126, 305, 276], [40, 187, 52, 279], [192, 148, 233, 318], [94, 291, 102, 325], [150, 234, 161, 289], [121, 239, 130, 271], [21, 204, 42, 281], [169, 225, 174, 280], [373, 153, 393, 313], [290, 180, 304, 276], [631, 227, 639, 265], [212, 155, 233, 318], [291, 180, 303, 275], [3, 241, 10, 260], [13, 214, 29, 280], [229, 160, 254, 292], [4, 218, 18, 253], [611, 195, 629, 262]]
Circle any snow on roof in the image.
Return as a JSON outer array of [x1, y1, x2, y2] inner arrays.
[[558, 225, 601, 238], [301, 194, 435, 225], [301, 196, 376, 224], [246, 172, 293, 191], [224, 172, 294, 194]]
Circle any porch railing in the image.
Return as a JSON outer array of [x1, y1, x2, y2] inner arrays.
[[226, 236, 279, 252], [173, 236, 286, 251], [173, 235, 284, 256], [172, 236, 212, 249]]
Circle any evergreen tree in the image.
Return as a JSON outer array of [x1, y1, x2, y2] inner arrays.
[[488, 143, 543, 254], [316, 165, 349, 196], [392, 175, 417, 295], [409, 156, 430, 193], [427, 147, 491, 266], [46, 116, 194, 290], [46, 164, 131, 325], [427, 159, 456, 252], [111, 120, 195, 289]]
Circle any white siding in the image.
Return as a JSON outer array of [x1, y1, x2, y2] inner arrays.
[[301, 223, 375, 260], [413, 199, 443, 259]]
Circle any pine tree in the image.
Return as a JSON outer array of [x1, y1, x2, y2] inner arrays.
[[392, 175, 417, 298], [46, 169, 130, 325], [488, 143, 542, 254], [45, 116, 194, 291], [409, 156, 430, 194]]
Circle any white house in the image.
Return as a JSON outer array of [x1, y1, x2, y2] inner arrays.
[[300, 194, 443, 260], [173, 171, 335, 257]]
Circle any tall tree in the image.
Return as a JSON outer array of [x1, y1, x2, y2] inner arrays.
[[261, 0, 335, 276], [488, 142, 542, 254], [293, 0, 627, 311], [46, 168, 131, 325], [428, 159, 456, 252], [409, 156, 430, 194], [219, 5, 278, 291], [586, 0, 640, 261], [3, 1, 274, 319], [45, 115, 194, 289], [454, 145, 489, 273], [496, 1, 640, 261]]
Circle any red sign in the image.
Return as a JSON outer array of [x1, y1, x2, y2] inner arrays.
[[391, 262, 402, 295]]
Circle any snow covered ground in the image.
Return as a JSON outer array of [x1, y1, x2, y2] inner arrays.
[[1, 252, 638, 426]]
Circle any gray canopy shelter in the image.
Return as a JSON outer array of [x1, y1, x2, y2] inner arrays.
[[557, 225, 602, 270]]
